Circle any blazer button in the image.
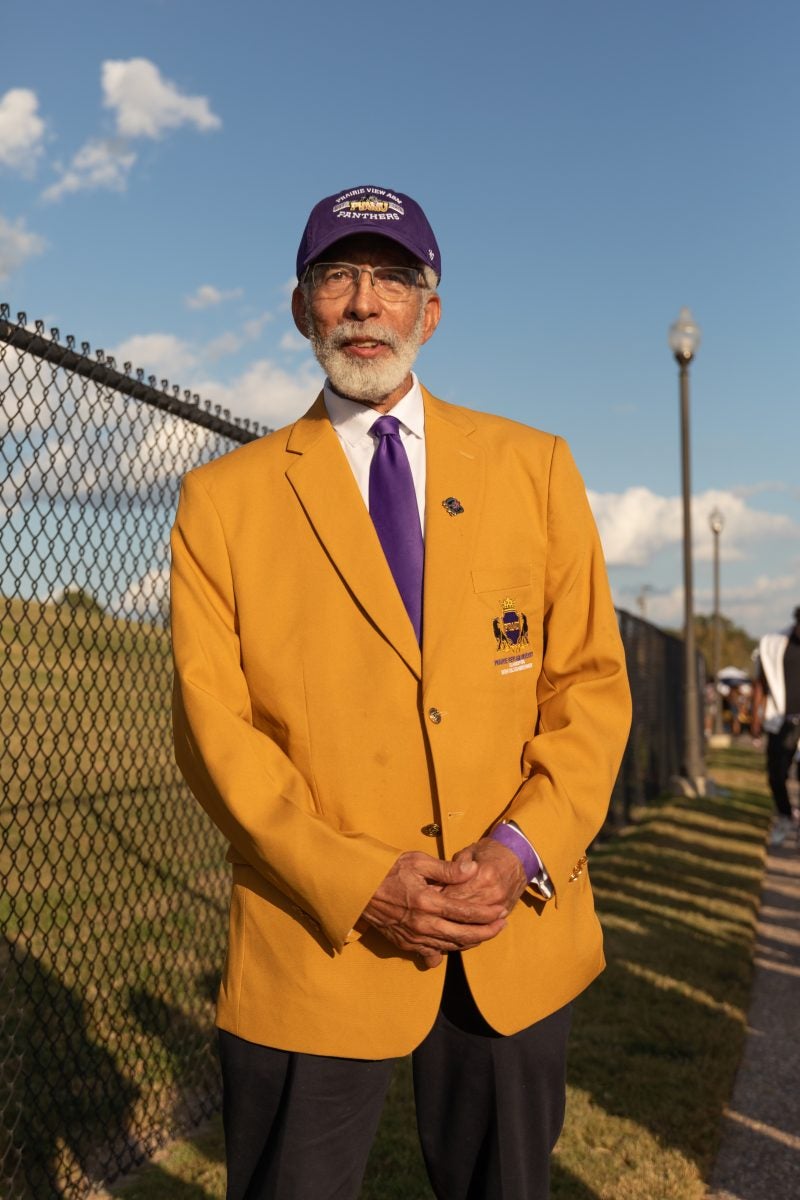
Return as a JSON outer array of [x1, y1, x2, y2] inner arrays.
[[428, 707, 442, 724], [421, 823, 442, 837]]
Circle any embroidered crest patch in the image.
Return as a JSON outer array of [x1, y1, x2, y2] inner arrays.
[[492, 598, 533, 675]]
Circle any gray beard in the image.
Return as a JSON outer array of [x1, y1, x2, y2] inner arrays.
[[306, 304, 426, 404]]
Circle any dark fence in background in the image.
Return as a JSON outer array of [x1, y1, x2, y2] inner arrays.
[[609, 609, 692, 826], [2, 304, 687, 1198]]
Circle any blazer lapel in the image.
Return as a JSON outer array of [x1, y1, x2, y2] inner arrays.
[[285, 396, 422, 679], [421, 390, 485, 670]]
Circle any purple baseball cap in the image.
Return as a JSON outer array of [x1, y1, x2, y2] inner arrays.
[[296, 185, 441, 281]]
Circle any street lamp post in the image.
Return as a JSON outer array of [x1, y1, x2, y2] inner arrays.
[[709, 508, 725, 736], [636, 584, 653, 620], [668, 307, 705, 795]]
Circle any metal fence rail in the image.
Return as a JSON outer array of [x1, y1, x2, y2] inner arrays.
[[1, 304, 687, 1197]]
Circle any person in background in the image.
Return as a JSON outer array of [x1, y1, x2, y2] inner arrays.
[[752, 607, 800, 847]]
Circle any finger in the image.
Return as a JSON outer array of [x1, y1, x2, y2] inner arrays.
[[442, 878, 510, 907], [437, 867, 510, 904], [418, 890, 507, 926], [424, 915, 507, 948], [452, 844, 478, 864], [390, 913, 508, 956], [424, 857, 478, 885]]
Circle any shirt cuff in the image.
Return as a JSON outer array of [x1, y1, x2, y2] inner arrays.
[[491, 821, 554, 900]]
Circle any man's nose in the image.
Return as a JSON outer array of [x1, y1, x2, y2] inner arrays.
[[345, 269, 381, 320]]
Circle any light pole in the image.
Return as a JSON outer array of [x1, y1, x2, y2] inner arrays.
[[709, 508, 725, 736], [668, 307, 705, 795], [636, 584, 653, 620]]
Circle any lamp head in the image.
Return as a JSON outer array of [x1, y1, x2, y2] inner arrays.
[[668, 307, 701, 362]]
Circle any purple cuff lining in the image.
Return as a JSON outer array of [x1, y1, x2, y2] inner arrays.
[[490, 823, 540, 882]]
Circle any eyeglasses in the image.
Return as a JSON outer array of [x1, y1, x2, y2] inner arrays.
[[306, 262, 424, 302]]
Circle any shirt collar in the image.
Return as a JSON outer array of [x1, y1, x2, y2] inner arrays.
[[323, 373, 425, 447]]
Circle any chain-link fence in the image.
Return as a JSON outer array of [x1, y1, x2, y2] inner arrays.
[[2, 303, 692, 1197], [0, 305, 269, 1198]]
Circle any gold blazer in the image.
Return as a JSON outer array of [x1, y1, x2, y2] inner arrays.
[[170, 388, 631, 1058]]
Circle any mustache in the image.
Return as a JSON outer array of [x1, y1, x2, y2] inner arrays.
[[323, 322, 403, 352]]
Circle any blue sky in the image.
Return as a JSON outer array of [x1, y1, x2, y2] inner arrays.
[[2, 0, 798, 637]]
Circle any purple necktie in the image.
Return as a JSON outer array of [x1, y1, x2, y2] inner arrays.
[[369, 415, 424, 642]]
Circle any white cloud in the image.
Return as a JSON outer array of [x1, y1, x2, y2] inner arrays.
[[732, 480, 800, 502], [42, 138, 136, 202], [192, 358, 322, 429], [589, 486, 798, 568], [109, 333, 197, 382], [107, 328, 321, 427], [177, 310, 275, 363], [102, 58, 221, 139], [185, 284, 243, 310], [242, 312, 273, 340], [280, 331, 306, 352], [206, 331, 245, 360], [722, 572, 800, 638], [41, 60, 219, 202], [0, 89, 45, 174], [614, 570, 800, 641], [117, 566, 170, 622], [0, 213, 45, 280]]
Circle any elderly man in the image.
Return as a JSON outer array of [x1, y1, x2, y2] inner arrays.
[[171, 184, 631, 1200]]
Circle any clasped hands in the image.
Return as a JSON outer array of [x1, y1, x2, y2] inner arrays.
[[361, 839, 528, 968]]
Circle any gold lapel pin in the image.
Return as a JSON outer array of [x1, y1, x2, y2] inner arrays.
[[442, 497, 464, 516]]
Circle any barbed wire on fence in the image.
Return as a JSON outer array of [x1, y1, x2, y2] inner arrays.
[[0, 303, 269, 443]]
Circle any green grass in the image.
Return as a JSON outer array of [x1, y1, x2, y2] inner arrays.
[[99, 745, 771, 1200], [1, 594, 228, 1199], [551, 744, 768, 1199]]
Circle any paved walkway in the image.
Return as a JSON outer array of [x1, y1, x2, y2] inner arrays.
[[707, 833, 800, 1199]]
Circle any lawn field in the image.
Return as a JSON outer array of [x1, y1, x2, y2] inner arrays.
[[101, 746, 771, 1200], [1, 594, 228, 1199]]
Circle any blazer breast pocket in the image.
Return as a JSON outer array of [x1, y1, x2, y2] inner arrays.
[[471, 565, 533, 595], [470, 566, 542, 668], [471, 566, 541, 623]]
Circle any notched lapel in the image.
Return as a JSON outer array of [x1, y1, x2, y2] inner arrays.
[[422, 393, 485, 669], [285, 397, 422, 679]]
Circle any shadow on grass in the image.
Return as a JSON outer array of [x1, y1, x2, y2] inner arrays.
[[99, 807, 228, 922], [0, 934, 139, 1197], [551, 1161, 603, 1199], [115, 1164, 222, 1200], [110, 1114, 226, 1200], [128, 982, 223, 1130], [561, 756, 772, 1187]]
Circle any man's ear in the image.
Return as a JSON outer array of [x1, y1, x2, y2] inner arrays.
[[419, 292, 441, 347], [291, 287, 311, 339]]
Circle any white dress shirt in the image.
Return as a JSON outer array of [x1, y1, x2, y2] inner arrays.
[[323, 373, 426, 532]]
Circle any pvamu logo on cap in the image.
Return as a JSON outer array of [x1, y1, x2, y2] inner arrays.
[[333, 188, 405, 222]]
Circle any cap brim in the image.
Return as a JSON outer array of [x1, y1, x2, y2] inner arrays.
[[299, 226, 439, 279]]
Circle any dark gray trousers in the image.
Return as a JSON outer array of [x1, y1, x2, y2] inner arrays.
[[218, 954, 572, 1200], [767, 723, 800, 817]]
